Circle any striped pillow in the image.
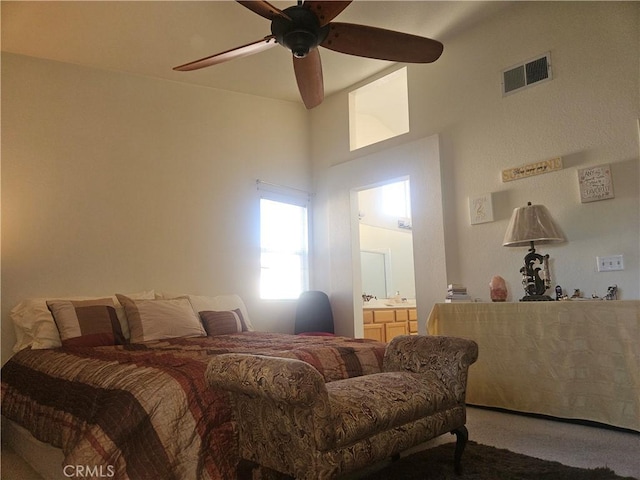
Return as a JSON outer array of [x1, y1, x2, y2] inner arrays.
[[199, 309, 245, 336], [116, 294, 206, 343], [47, 298, 125, 347]]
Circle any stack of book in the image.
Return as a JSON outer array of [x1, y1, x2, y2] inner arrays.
[[445, 284, 471, 302]]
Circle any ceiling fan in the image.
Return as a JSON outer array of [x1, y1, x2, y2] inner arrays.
[[173, 1, 444, 109]]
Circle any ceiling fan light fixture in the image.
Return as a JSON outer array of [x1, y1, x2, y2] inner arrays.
[[271, 5, 328, 58], [285, 29, 316, 58]]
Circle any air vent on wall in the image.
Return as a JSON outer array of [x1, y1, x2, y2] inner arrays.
[[502, 52, 552, 96]]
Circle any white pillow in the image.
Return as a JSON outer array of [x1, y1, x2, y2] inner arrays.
[[116, 295, 206, 343], [160, 293, 254, 331], [10, 290, 156, 352]]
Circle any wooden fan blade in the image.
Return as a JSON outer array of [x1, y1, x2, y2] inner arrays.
[[236, 1, 290, 21], [293, 49, 324, 109], [320, 23, 443, 63], [303, 1, 352, 26], [174, 36, 277, 71]]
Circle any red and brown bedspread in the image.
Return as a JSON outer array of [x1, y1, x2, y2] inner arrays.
[[1, 332, 386, 480]]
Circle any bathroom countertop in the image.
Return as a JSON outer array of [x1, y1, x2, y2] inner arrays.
[[363, 300, 416, 309]]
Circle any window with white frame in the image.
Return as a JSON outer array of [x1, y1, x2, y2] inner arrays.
[[259, 194, 309, 300]]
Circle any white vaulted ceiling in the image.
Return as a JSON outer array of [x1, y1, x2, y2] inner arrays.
[[1, 1, 512, 106]]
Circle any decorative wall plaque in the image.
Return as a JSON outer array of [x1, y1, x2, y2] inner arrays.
[[502, 157, 563, 182], [469, 193, 494, 225], [578, 164, 614, 203]]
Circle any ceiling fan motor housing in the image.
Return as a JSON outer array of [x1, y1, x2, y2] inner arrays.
[[271, 5, 329, 58]]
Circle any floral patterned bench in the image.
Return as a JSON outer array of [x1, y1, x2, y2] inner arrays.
[[206, 335, 478, 479]]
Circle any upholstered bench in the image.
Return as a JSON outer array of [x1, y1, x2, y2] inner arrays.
[[206, 335, 478, 479]]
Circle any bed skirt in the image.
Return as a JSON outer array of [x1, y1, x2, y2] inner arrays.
[[2, 416, 65, 480]]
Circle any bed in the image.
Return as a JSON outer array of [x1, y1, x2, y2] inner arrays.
[[1, 292, 386, 480]]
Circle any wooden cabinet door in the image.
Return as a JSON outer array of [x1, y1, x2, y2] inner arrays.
[[385, 321, 408, 341], [364, 323, 385, 342], [408, 309, 418, 334], [372, 310, 395, 323]]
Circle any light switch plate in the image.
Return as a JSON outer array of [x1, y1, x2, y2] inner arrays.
[[596, 255, 624, 272]]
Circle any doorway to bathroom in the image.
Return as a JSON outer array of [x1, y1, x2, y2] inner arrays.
[[357, 178, 416, 303]]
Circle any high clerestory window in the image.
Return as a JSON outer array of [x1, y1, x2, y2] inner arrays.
[[349, 67, 409, 151]]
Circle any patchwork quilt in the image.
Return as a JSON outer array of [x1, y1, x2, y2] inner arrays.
[[1, 332, 386, 479]]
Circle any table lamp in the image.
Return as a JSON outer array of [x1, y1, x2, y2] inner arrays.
[[503, 202, 565, 301]]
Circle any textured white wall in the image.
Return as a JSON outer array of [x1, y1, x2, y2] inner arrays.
[[1, 54, 310, 363], [310, 2, 639, 330]]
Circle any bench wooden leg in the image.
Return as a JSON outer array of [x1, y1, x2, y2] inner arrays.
[[451, 425, 468, 475]]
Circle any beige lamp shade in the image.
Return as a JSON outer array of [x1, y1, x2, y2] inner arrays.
[[503, 203, 565, 247]]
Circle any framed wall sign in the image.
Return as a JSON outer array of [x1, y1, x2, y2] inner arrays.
[[578, 164, 614, 203], [502, 157, 563, 182], [469, 193, 494, 224]]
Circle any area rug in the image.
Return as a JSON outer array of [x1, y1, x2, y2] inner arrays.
[[362, 441, 637, 480]]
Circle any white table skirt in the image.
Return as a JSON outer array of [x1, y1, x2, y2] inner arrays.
[[427, 300, 639, 431]]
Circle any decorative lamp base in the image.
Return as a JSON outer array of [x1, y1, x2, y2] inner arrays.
[[520, 295, 554, 302]]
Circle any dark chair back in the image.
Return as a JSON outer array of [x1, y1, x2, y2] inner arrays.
[[294, 291, 335, 335]]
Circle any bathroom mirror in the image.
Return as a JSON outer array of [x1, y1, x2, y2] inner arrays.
[[360, 250, 391, 298], [357, 179, 416, 300]]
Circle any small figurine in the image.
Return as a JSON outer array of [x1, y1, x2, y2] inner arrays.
[[571, 289, 581, 299], [604, 285, 618, 301], [555, 285, 563, 301]]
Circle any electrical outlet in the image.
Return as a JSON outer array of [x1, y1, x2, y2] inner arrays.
[[596, 255, 624, 272]]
